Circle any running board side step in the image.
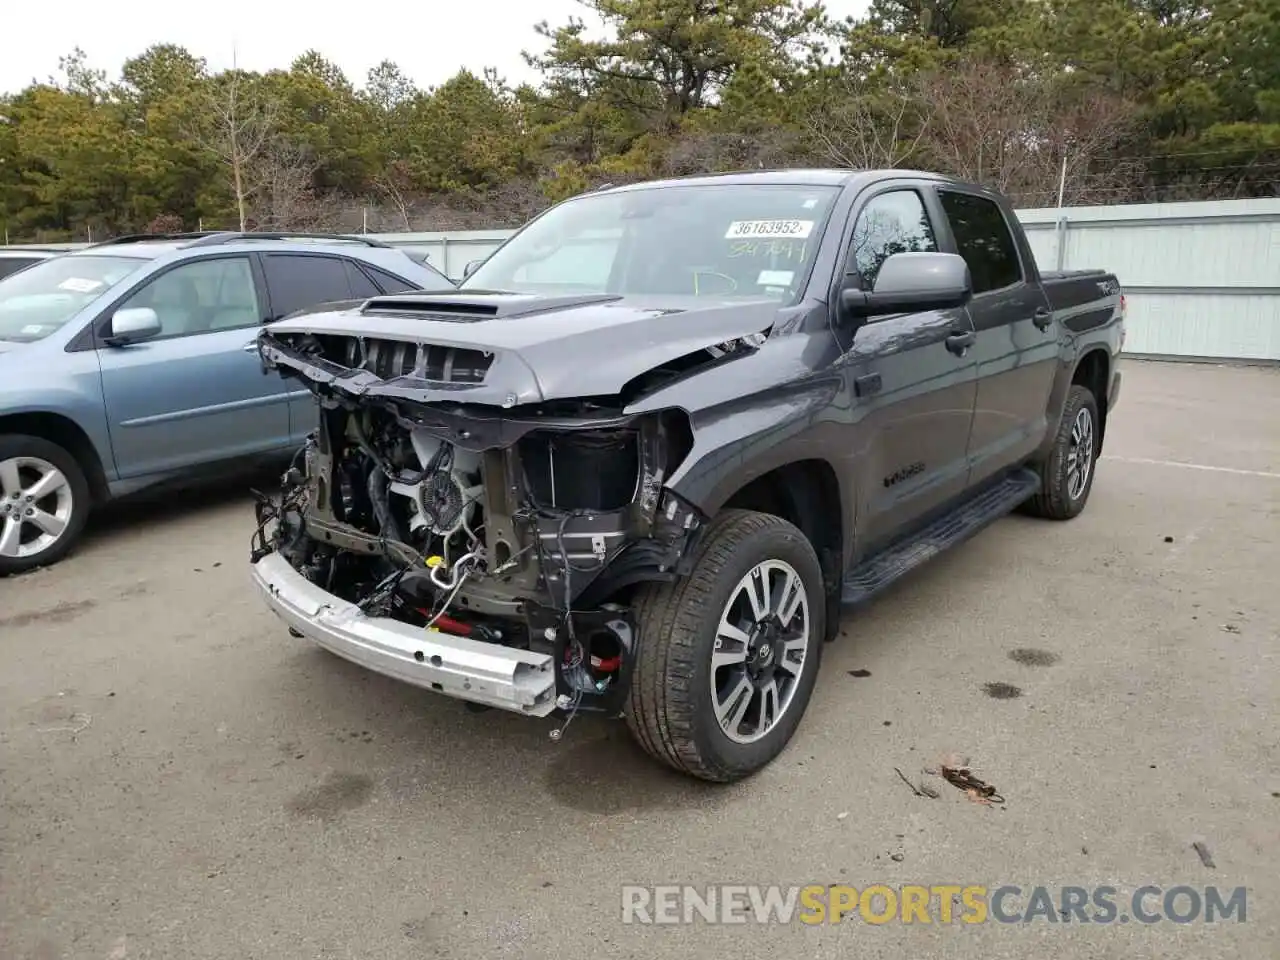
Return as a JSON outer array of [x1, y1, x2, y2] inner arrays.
[[841, 468, 1040, 607]]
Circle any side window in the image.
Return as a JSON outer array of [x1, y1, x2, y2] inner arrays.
[[848, 190, 938, 290], [116, 256, 260, 337], [262, 254, 354, 319], [344, 260, 381, 299], [0, 257, 43, 280], [363, 265, 421, 294], [937, 191, 1022, 293]]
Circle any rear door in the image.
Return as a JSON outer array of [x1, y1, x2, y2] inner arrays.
[[96, 254, 292, 479], [259, 253, 375, 442], [934, 189, 1058, 484], [836, 182, 980, 554]]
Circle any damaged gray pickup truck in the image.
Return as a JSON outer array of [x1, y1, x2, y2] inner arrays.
[[249, 169, 1124, 782]]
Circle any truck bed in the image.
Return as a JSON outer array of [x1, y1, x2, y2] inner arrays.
[[1042, 268, 1121, 327]]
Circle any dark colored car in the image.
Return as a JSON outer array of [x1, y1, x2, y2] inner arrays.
[[248, 170, 1124, 782]]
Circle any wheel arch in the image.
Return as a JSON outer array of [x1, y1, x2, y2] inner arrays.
[[0, 412, 110, 503], [719, 459, 844, 642], [1071, 347, 1111, 451]]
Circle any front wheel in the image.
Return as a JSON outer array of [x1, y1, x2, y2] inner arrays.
[[1022, 384, 1100, 521], [0, 435, 91, 576], [625, 509, 825, 782]]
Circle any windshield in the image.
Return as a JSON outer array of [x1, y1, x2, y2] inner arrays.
[[0, 255, 145, 342], [461, 183, 839, 301]]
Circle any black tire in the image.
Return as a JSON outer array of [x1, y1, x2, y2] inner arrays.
[[624, 509, 826, 782], [1022, 384, 1100, 521], [0, 434, 92, 576]]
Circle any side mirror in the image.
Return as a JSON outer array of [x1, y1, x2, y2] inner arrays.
[[839, 252, 972, 321], [462, 259, 484, 279], [105, 307, 162, 345]]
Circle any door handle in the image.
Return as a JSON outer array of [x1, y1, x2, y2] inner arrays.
[[944, 330, 975, 355], [854, 373, 882, 397], [1032, 307, 1052, 331]]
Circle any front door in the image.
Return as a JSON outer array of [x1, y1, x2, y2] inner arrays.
[[96, 254, 292, 479], [836, 185, 980, 556]]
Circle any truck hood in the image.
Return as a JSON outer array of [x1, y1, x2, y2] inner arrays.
[[260, 292, 782, 406]]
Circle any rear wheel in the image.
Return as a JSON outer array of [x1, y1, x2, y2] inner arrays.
[[1022, 384, 1100, 520], [625, 509, 825, 782], [0, 435, 91, 576]]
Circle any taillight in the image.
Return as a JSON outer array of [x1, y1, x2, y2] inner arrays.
[[1118, 293, 1127, 350]]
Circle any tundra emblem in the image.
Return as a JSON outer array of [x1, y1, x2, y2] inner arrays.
[[884, 462, 925, 488]]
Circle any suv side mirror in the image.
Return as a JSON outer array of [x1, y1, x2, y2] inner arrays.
[[462, 259, 484, 279], [105, 307, 162, 345], [839, 252, 972, 321]]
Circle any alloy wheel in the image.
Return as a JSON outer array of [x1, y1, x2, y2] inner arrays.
[[709, 559, 812, 745], [1065, 406, 1095, 501], [0, 456, 75, 560]]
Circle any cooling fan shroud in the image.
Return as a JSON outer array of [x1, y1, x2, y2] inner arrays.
[[387, 430, 483, 538]]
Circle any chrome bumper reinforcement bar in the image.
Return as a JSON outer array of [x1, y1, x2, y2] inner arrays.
[[251, 552, 557, 717]]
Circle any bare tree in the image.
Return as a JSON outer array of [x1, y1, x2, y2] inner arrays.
[[371, 160, 415, 231], [910, 57, 1142, 206], [1035, 93, 1145, 206], [475, 177, 550, 227], [806, 73, 929, 170], [248, 140, 328, 230], [658, 129, 812, 177], [911, 58, 1045, 194], [198, 71, 279, 230]]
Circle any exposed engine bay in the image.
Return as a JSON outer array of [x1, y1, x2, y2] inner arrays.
[[250, 334, 707, 718]]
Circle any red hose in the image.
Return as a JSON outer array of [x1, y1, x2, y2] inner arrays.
[[418, 610, 473, 636]]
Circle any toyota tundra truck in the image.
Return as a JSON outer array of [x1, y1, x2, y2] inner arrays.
[[248, 169, 1124, 782]]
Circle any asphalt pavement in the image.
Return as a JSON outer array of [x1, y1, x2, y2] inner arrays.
[[2, 359, 1278, 959]]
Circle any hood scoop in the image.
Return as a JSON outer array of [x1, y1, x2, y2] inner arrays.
[[361, 292, 623, 322]]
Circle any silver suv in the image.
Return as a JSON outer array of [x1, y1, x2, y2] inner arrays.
[[0, 231, 454, 574]]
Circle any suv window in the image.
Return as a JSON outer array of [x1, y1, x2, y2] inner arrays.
[[363, 265, 420, 294], [848, 190, 938, 290], [262, 254, 357, 319], [344, 260, 381, 299], [117, 256, 260, 336], [938, 191, 1022, 293], [0, 256, 46, 280]]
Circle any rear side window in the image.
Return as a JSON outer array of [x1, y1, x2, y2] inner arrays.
[[937, 191, 1022, 293], [363, 265, 421, 294], [344, 260, 381, 299], [262, 254, 356, 318], [0, 257, 44, 280]]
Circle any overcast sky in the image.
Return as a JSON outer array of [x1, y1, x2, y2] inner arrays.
[[4, 0, 870, 95]]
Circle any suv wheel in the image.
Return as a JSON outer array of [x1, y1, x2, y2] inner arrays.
[[1023, 384, 1100, 520], [625, 509, 825, 782], [0, 435, 91, 576]]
